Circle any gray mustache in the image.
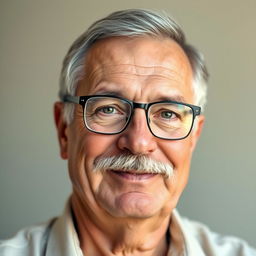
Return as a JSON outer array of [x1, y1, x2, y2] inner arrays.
[[93, 154, 174, 178]]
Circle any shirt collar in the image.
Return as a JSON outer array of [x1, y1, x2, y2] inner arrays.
[[45, 201, 83, 256], [168, 209, 206, 256]]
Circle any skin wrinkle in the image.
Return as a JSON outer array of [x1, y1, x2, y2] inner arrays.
[[79, 73, 190, 108], [85, 64, 189, 98], [55, 36, 205, 256], [83, 36, 193, 102], [71, 110, 104, 218], [72, 192, 171, 256], [87, 63, 183, 78]]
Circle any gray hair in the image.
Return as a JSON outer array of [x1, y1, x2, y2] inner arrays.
[[93, 154, 174, 179], [59, 9, 209, 124]]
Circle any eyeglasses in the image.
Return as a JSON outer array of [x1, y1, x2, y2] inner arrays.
[[62, 94, 201, 140]]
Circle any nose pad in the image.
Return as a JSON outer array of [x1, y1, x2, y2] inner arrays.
[[117, 109, 157, 155]]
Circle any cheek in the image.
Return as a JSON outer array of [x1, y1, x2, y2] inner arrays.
[[160, 139, 193, 200], [82, 132, 121, 168], [70, 129, 121, 193], [160, 138, 193, 170], [67, 128, 120, 210]]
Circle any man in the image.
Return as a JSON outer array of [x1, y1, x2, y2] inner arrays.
[[0, 9, 255, 256]]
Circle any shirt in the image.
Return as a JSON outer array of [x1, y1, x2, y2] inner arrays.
[[1, 202, 255, 256]]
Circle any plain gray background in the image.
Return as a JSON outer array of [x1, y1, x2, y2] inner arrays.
[[1, 0, 255, 248]]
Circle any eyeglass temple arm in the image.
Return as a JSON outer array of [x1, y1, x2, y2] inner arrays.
[[61, 95, 80, 104]]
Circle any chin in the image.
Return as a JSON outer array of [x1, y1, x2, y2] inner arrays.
[[101, 191, 166, 219]]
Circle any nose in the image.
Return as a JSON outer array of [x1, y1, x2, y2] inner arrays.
[[117, 109, 157, 155]]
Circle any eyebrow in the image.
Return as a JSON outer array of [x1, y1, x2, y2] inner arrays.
[[155, 95, 186, 103], [93, 90, 186, 103], [95, 90, 122, 96]]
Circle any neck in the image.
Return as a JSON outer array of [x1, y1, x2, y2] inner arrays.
[[71, 194, 171, 256]]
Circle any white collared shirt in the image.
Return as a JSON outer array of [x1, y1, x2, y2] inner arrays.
[[1, 202, 255, 256]]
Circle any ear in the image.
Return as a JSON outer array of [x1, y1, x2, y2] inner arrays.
[[54, 102, 68, 159], [190, 115, 205, 152]]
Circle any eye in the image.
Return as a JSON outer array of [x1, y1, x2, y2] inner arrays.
[[95, 105, 124, 117], [159, 110, 180, 121], [100, 106, 116, 114], [160, 111, 175, 119], [150, 105, 182, 123]]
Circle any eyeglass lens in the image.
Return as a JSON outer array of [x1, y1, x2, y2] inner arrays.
[[148, 103, 193, 139], [84, 96, 194, 139]]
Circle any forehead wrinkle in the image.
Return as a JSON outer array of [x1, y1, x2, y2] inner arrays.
[[86, 63, 185, 86], [80, 36, 194, 101]]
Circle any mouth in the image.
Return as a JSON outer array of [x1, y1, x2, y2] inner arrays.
[[109, 169, 158, 181]]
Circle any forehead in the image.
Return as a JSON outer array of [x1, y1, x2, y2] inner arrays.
[[78, 36, 193, 101]]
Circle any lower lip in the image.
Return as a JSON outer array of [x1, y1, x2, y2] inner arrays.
[[109, 170, 157, 181]]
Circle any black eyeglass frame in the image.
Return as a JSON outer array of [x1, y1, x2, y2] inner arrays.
[[62, 94, 201, 140]]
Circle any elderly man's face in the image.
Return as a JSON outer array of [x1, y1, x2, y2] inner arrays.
[[56, 36, 204, 219]]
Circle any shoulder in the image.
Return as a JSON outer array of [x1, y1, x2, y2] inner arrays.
[[0, 218, 56, 256], [181, 216, 256, 256]]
